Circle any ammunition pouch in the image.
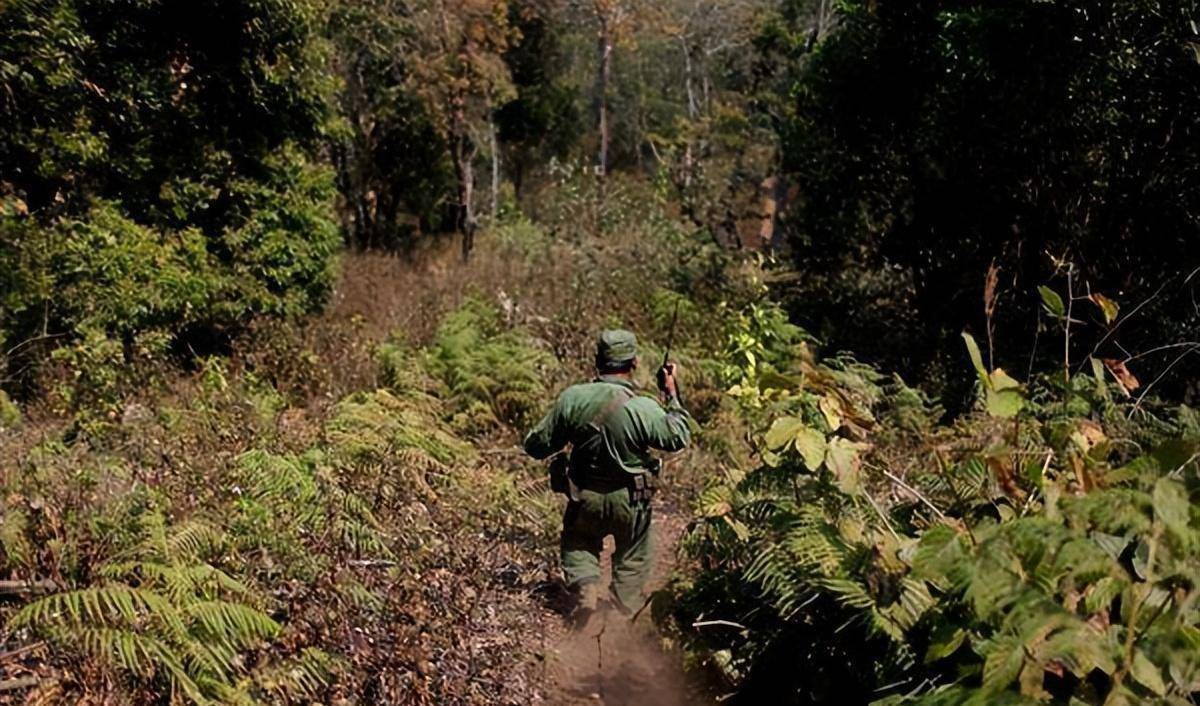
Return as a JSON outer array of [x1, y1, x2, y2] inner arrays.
[[549, 453, 571, 496], [627, 471, 656, 504]]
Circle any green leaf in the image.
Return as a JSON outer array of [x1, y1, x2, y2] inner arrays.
[[1130, 648, 1166, 696], [764, 416, 805, 451], [1153, 478, 1190, 544], [1039, 285, 1066, 318], [824, 437, 864, 494], [983, 368, 1024, 417], [961, 332, 987, 380], [794, 427, 827, 471], [925, 624, 967, 663], [985, 388, 1025, 418], [981, 634, 1025, 694]]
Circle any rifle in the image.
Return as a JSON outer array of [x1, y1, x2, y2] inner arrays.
[[657, 301, 682, 404]]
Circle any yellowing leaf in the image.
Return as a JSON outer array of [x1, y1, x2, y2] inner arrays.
[[825, 437, 865, 494], [1069, 420, 1106, 453], [764, 416, 804, 451], [1089, 293, 1119, 324], [794, 427, 827, 471], [818, 394, 843, 431]]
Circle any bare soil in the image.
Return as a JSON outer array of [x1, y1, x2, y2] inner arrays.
[[538, 499, 713, 706]]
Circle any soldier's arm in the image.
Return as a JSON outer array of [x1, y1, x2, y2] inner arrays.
[[523, 395, 571, 459], [637, 396, 691, 452]]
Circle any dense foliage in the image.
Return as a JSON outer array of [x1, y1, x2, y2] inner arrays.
[[6, 0, 1200, 703], [0, 0, 340, 400], [670, 302, 1200, 704], [772, 0, 1200, 399]]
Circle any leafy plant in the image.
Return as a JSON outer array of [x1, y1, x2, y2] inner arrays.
[[671, 301, 1200, 705]]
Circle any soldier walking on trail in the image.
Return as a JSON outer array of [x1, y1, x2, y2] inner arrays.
[[523, 330, 692, 620]]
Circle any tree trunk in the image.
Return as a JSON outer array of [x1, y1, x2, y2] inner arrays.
[[451, 134, 476, 261], [448, 99, 476, 261], [681, 37, 697, 120], [595, 15, 612, 177], [489, 116, 499, 218]]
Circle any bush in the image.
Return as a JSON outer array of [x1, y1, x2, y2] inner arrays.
[[0, 390, 20, 430], [0, 0, 339, 402]]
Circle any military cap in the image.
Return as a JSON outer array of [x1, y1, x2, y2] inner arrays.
[[596, 329, 638, 368]]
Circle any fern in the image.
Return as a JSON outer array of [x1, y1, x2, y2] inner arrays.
[[674, 301, 1200, 704]]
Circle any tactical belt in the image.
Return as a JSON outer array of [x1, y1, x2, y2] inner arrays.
[[575, 469, 656, 503]]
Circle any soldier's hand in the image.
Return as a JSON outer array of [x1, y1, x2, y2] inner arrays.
[[657, 362, 679, 400]]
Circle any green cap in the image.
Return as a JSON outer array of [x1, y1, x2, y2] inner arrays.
[[596, 329, 638, 369]]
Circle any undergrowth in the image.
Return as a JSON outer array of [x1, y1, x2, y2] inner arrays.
[[668, 300, 1200, 705], [1, 172, 750, 703]]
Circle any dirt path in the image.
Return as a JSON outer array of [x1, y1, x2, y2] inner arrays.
[[539, 499, 713, 706]]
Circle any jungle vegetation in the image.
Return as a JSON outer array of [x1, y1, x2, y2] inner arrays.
[[2, 0, 1200, 703]]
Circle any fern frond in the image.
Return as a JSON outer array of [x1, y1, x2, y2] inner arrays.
[[183, 600, 280, 648]]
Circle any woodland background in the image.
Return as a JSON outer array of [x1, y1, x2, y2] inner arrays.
[[3, 0, 1200, 704]]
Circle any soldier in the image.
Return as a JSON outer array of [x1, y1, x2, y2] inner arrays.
[[523, 329, 691, 619]]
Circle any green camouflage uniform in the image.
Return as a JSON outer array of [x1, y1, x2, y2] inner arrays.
[[523, 331, 691, 612]]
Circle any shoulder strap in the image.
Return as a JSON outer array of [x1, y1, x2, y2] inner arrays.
[[588, 387, 635, 431]]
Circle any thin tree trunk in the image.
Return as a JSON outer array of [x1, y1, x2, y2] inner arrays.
[[449, 98, 476, 261], [595, 15, 612, 177], [681, 37, 697, 120], [490, 116, 499, 218]]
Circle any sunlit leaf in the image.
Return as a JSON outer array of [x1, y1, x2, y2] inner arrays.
[[961, 332, 987, 380], [794, 427, 827, 471], [764, 416, 805, 451], [1131, 648, 1166, 696], [980, 367, 1024, 417], [818, 394, 843, 431], [825, 437, 864, 494], [1089, 293, 1119, 324]]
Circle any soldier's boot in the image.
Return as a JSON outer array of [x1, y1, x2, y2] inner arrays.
[[569, 580, 601, 630]]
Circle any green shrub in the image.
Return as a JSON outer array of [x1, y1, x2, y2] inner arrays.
[[0, 389, 19, 429]]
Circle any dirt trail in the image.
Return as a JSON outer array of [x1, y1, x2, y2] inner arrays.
[[540, 500, 713, 706]]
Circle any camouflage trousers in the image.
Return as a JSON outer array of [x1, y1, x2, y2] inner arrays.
[[560, 487, 653, 614]]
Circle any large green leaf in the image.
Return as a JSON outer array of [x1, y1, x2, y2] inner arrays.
[[1039, 285, 1066, 318], [764, 416, 805, 451], [794, 427, 827, 471], [1131, 648, 1166, 696]]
